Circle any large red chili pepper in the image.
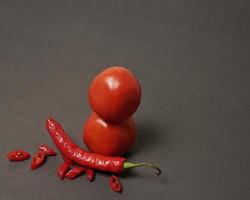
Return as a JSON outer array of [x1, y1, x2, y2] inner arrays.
[[109, 175, 122, 193], [7, 150, 30, 162], [31, 151, 46, 170], [46, 118, 161, 175], [62, 155, 74, 166]]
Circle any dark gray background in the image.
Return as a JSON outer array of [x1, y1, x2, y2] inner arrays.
[[0, 0, 250, 199]]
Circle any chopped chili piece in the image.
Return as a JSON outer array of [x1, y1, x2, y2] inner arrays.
[[31, 151, 46, 170], [57, 162, 70, 179], [65, 166, 86, 180], [109, 175, 122, 193], [7, 150, 30, 162], [38, 145, 57, 156], [86, 168, 95, 182]]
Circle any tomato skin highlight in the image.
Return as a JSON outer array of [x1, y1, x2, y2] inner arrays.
[[88, 66, 141, 122], [83, 113, 136, 156]]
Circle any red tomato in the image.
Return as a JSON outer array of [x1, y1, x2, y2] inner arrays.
[[83, 113, 136, 156], [88, 66, 141, 122]]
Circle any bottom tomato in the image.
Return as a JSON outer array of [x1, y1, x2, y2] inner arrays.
[[83, 113, 136, 156]]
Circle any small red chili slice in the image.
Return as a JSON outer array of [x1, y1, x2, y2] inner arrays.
[[38, 145, 57, 156], [31, 151, 46, 170], [65, 166, 86, 180], [86, 168, 95, 182], [7, 150, 30, 162], [57, 162, 70, 179], [109, 175, 122, 193]]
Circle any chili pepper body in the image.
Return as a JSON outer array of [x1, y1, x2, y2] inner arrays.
[[46, 118, 161, 175], [46, 118, 125, 174], [109, 175, 122, 193], [86, 168, 95, 182], [31, 151, 46, 170], [7, 150, 30, 162], [38, 145, 57, 156], [63, 155, 74, 166]]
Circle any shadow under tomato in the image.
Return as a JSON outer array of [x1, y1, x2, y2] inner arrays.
[[123, 121, 164, 158]]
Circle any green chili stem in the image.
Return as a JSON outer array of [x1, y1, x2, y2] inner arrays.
[[123, 162, 161, 176]]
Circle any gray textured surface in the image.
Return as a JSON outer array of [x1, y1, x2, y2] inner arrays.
[[1, 0, 250, 199]]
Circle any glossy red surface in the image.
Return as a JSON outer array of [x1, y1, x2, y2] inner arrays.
[[65, 166, 86, 180], [88, 66, 141, 122], [57, 162, 70, 179], [83, 113, 136, 156], [109, 175, 122, 193], [30, 151, 46, 170], [86, 168, 95, 182], [7, 150, 30, 162], [38, 145, 57, 156]]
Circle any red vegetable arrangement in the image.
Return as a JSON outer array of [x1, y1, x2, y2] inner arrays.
[[84, 67, 141, 156], [6, 66, 161, 193]]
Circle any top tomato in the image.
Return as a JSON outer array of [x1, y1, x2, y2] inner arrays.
[[88, 66, 141, 122]]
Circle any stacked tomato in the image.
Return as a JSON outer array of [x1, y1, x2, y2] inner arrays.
[[83, 66, 141, 156]]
